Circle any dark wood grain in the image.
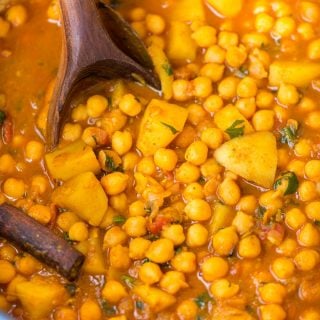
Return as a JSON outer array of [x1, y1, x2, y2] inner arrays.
[[0, 204, 84, 281], [46, 0, 160, 150]]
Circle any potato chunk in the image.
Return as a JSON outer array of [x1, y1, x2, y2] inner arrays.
[[133, 285, 176, 312], [137, 99, 188, 156], [16, 277, 68, 319], [170, 0, 205, 22], [214, 132, 277, 188], [269, 61, 320, 87], [45, 140, 100, 181], [52, 172, 108, 226], [206, 0, 243, 18], [167, 21, 197, 63]]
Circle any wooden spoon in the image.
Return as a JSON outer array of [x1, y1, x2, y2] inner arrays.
[[46, 0, 160, 150]]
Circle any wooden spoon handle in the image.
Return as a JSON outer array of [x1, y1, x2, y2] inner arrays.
[[0, 204, 84, 281]]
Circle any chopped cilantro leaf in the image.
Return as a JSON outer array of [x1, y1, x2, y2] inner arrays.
[[112, 215, 126, 224], [162, 63, 173, 76], [121, 275, 136, 288], [161, 122, 179, 134], [194, 292, 212, 309], [225, 120, 245, 138], [274, 171, 299, 195]]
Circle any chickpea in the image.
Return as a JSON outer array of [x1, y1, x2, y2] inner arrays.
[[277, 83, 300, 105], [15, 255, 41, 276], [109, 193, 128, 213], [306, 111, 320, 129], [145, 14, 165, 35], [298, 223, 320, 247], [0, 245, 16, 262], [277, 148, 290, 169], [146, 238, 174, 263], [86, 95, 108, 118], [200, 63, 225, 82], [259, 304, 286, 320], [235, 97, 256, 119], [183, 183, 204, 201], [123, 216, 147, 237], [101, 172, 129, 196], [28, 204, 51, 225], [3, 178, 25, 199], [203, 94, 224, 113], [300, 309, 320, 320], [175, 162, 200, 184], [232, 211, 254, 235], [54, 308, 77, 320], [6, 5, 28, 27], [252, 110, 275, 131], [191, 76, 213, 98], [256, 90, 274, 109], [225, 46, 247, 68], [0, 260, 16, 284], [172, 79, 191, 101], [255, 13, 274, 32], [192, 25, 217, 47], [212, 226, 239, 256], [57, 211, 79, 232], [129, 237, 151, 260], [129, 200, 146, 217], [277, 238, 298, 257], [112, 131, 132, 155], [139, 262, 163, 285], [80, 299, 102, 320], [236, 195, 257, 214], [217, 178, 241, 206], [174, 126, 196, 149], [305, 160, 320, 180], [201, 158, 222, 178], [201, 256, 229, 282], [0, 154, 15, 174], [259, 283, 286, 304], [72, 104, 88, 122], [297, 22, 315, 40], [273, 16, 296, 37], [294, 139, 312, 158], [160, 271, 188, 294], [109, 244, 131, 269], [81, 127, 108, 147], [271, 257, 295, 279], [294, 249, 319, 271], [298, 181, 318, 202], [218, 76, 239, 100], [103, 226, 127, 249], [129, 7, 146, 21], [237, 77, 257, 98], [62, 123, 82, 142], [287, 159, 306, 177], [210, 279, 239, 299], [201, 127, 224, 149], [171, 251, 197, 273], [300, 1, 320, 23], [218, 31, 239, 49], [119, 93, 142, 116], [242, 32, 270, 48], [131, 21, 147, 39], [238, 234, 261, 258], [69, 222, 89, 242], [285, 208, 307, 230], [25, 140, 44, 161], [0, 18, 10, 38], [145, 35, 165, 49], [308, 39, 320, 60], [154, 148, 178, 171], [184, 199, 212, 221], [176, 299, 198, 320], [122, 152, 140, 171], [185, 141, 208, 166], [186, 223, 208, 247], [161, 224, 185, 246], [187, 104, 207, 125], [305, 202, 320, 221], [204, 45, 226, 64]]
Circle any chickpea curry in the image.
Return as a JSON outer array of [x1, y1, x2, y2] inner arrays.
[[1, 0, 320, 319]]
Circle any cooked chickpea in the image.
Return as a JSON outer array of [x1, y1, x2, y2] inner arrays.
[[297, 22, 315, 40], [3, 178, 25, 199], [294, 249, 319, 271], [80, 299, 102, 320], [212, 226, 239, 256], [285, 208, 307, 230], [109, 245, 131, 269], [112, 131, 132, 155], [259, 283, 287, 304], [161, 224, 185, 246], [119, 93, 142, 116], [298, 180, 318, 202], [0, 154, 15, 174], [86, 95, 108, 118], [129, 237, 151, 260], [0, 18, 10, 38], [172, 79, 191, 101], [236, 195, 257, 214], [123, 216, 147, 237], [25, 140, 44, 161], [6, 5, 28, 27], [203, 94, 224, 113], [15, 255, 41, 276], [200, 127, 224, 150], [287, 159, 306, 177], [237, 77, 257, 98], [186, 223, 208, 247], [71, 104, 88, 122], [129, 7, 146, 21], [204, 45, 226, 64], [185, 141, 208, 166], [103, 226, 127, 249], [300, 309, 320, 320], [0, 245, 16, 262], [146, 238, 174, 263], [171, 251, 197, 273], [298, 223, 320, 247], [28, 204, 51, 224], [69, 222, 89, 242], [175, 162, 200, 184], [305, 160, 320, 180], [300, 1, 320, 23], [139, 262, 163, 285], [122, 151, 140, 171], [200, 63, 225, 82], [145, 14, 166, 35], [308, 39, 320, 60], [109, 193, 128, 213], [184, 199, 212, 221], [238, 234, 261, 258], [218, 76, 239, 100], [218, 31, 239, 49], [294, 139, 312, 158], [0, 260, 16, 284], [160, 271, 188, 294], [232, 211, 254, 235], [57, 211, 79, 232], [62, 123, 82, 142], [154, 148, 178, 171], [235, 97, 256, 119], [277, 83, 300, 106], [255, 13, 274, 32], [176, 299, 198, 320], [217, 178, 241, 206], [252, 110, 275, 131], [129, 200, 146, 217], [277, 238, 298, 257], [210, 279, 239, 299], [305, 201, 320, 221], [256, 90, 274, 109], [101, 172, 129, 195], [191, 76, 213, 98], [131, 21, 147, 39], [306, 111, 320, 129], [225, 46, 247, 68], [192, 25, 217, 47], [137, 156, 156, 175], [201, 256, 229, 282], [259, 304, 286, 320], [273, 16, 296, 37], [271, 257, 295, 279], [187, 104, 206, 126], [54, 308, 77, 320]]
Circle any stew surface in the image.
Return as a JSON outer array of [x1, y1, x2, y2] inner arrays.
[[1, 0, 320, 319]]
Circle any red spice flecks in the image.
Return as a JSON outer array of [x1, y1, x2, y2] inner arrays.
[[147, 215, 171, 234], [2, 117, 13, 144]]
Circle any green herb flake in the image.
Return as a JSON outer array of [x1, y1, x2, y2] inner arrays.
[[234, 66, 249, 78], [112, 215, 127, 225], [121, 275, 136, 288], [194, 292, 212, 309], [162, 63, 173, 76], [135, 300, 144, 310], [0, 110, 6, 125], [198, 176, 206, 185], [144, 206, 152, 214], [64, 283, 77, 297], [256, 206, 267, 220], [274, 171, 299, 195], [160, 122, 179, 134], [62, 232, 73, 244], [225, 119, 245, 139], [280, 122, 298, 148], [314, 220, 320, 227], [105, 156, 123, 173], [100, 299, 116, 316]]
